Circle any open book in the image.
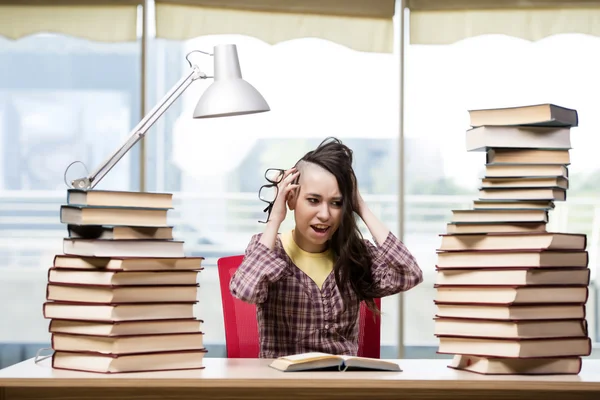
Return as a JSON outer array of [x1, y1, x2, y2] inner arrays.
[[269, 352, 401, 372]]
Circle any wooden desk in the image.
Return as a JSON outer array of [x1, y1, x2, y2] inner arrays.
[[1, 357, 600, 400]]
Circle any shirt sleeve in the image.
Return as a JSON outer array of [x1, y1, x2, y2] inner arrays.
[[367, 231, 423, 298], [229, 233, 290, 304]]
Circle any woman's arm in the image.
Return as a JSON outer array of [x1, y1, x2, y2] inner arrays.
[[364, 232, 423, 297], [357, 194, 390, 247], [230, 168, 299, 304], [357, 192, 423, 297], [229, 233, 289, 304]]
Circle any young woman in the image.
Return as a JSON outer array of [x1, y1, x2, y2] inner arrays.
[[229, 137, 423, 358]]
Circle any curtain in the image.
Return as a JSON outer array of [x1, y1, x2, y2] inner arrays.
[[406, 0, 600, 44], [0, 1, 141, 42], [154, 0, 396, 53]]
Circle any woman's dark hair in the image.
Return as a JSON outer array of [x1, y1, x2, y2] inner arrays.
[[296, 137, 380, 315]]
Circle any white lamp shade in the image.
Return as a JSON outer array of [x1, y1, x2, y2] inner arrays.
[[193, 44, 270, 118]]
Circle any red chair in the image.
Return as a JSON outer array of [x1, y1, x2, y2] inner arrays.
[[217, 255, 381, 358]]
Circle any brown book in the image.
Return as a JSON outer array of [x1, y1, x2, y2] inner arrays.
[[450, 209, 548, 224], [435, 303, 586, 320], [479, 187, 566, 201], [448, 355, 582, 375], [53, 254, 204, 271], [46, 283, 199, 304], [434, 285, 589, 305], [60, 205, 170, 227], [52, 349, 207, 373], [49, 318, 203, 336], [63, 238, 184, 258], [435, 268, 590, 286], [446, 222, 546, 235], [48, 268, 199, 286], [438, 232, 586, 251], [437, 336, 591, 358], [473, 200, 555, 210], [436, 249, 588, 269], [67, 225, 174, 240], [466, 125, 571, 152], [67, 189, 173, 209], [481, 176, 568, 190], [52, 332, 205, 354], [487, 149, 570, 165], [434, 317, 587, 339], [468, 103, 578, 127], [43, 302, 197, 322], [484, 164, 568, 178]]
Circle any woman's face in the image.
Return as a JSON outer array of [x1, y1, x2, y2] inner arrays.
[[288, 163, 343, 253]]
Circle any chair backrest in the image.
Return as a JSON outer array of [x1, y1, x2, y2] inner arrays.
[[217, 255, 259, 358], [358, 296, 381, 358], [217, 255, 381, 358]]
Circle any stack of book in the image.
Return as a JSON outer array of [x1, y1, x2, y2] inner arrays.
[[434, 104, 592, 375], [42, 189, 207, 373]]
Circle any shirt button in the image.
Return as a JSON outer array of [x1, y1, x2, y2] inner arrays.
[[324, 308, 329, 312], [324, 324, 329, 329]]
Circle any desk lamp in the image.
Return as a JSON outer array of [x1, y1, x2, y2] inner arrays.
[[67, 44, 270, 190]]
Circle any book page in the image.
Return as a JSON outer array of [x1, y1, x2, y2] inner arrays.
[[279, 352, 338, 363], [340, 356, 402, 371], [340, 355, 374, 361]]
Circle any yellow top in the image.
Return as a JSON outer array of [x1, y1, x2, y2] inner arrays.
[[281, 230, 334, 290]]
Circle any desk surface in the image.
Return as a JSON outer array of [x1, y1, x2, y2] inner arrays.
[[1, 357, 600, 391]]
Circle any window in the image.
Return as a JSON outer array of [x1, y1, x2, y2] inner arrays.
[[146, 34, 401, 355], [3, 10, 599, 368], [0, 34, 140, 367], [404, 33, 600, 355]]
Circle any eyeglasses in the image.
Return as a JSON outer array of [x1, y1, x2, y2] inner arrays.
[[258, 168, 285, 223]]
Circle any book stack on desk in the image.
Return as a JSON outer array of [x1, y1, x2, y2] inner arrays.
[[434, 104, 592, 375], [42, 189, 207, 373]]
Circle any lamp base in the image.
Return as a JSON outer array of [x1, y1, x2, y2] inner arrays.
[[71, 177, 92, 190]]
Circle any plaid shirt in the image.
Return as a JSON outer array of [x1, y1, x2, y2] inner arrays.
[[229, 231, 423, 358]]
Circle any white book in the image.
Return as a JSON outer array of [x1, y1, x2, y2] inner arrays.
[[63, 238, 184, 257]]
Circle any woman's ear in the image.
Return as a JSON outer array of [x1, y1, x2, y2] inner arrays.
[[286, 187, 298, 210]]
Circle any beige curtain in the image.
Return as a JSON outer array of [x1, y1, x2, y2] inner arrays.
[[0, 1, 141, 42], [407, 0, 600, 44], [155, 0, 396, 53]]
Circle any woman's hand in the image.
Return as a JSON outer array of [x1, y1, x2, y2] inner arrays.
[[259, 167, 300, 250], [268, 167, 300, 225]]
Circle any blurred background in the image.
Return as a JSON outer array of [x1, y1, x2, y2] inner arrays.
[[1, 0, 599, 367]]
